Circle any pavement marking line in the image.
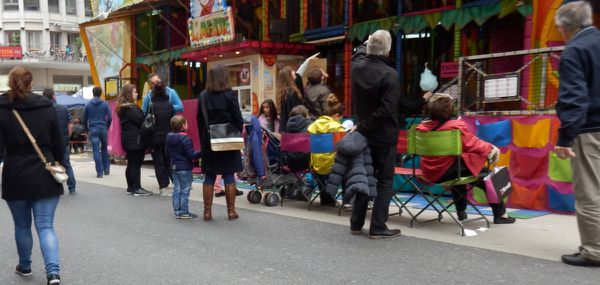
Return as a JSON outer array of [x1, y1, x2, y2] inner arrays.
[[72, 161, 579, 262]]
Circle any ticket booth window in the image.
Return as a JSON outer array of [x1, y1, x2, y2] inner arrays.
[[227, 63, 253, 116]]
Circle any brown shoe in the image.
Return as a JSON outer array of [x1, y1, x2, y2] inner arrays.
[[202, 184, 214, 221], [225, 183, 239, 220]]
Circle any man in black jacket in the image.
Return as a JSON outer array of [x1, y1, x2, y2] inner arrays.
[[554, 1, 600, 267], [350, 30, 402, 239]]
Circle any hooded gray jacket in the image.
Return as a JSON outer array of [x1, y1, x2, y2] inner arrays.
[[325, 132, 377, 198]]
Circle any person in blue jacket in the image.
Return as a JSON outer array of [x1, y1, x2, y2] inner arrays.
[[141, 73, 184, 114], [554, 1, 600, 267], [83, 86, 112, 178], [166, 115, 201, 219]]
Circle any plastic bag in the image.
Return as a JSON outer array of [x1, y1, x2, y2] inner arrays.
[[419, 63, 438, 92]]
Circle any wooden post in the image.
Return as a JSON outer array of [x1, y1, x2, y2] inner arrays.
[[344, 0, 353, 116], [453, 0, 462, 60]]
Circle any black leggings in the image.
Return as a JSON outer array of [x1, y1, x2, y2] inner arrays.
[[437, 158, 506, 217], [125, 149, 145, 189]]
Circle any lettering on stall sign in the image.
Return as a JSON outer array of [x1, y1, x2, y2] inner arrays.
[[189, 7, 235, 48]]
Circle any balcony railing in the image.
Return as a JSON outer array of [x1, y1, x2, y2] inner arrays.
[[26, 49, 87, 62]]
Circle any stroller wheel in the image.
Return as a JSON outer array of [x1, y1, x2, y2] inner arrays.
[[248, 190, 262, 204], [264, 193, 280, 207], [246, 190, 255, 202]]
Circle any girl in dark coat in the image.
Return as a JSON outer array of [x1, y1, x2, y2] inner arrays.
[[0, 66, 64, 285], [148, 82, 174, 194], [197, 64, 244, 221], [117, 84, 151, 197], [276, 66, 303, 133]]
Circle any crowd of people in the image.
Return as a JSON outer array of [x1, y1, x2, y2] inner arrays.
[[0, 2, 598, 284]]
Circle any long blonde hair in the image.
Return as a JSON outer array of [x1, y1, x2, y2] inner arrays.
[[116, 84, 136, 113], [276, 66, 302, 112]]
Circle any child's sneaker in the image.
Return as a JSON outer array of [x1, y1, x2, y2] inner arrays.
[[15, 265, 32, 277], [179, 212, 198, 219]]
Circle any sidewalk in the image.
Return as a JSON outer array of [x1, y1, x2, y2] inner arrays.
[[71, 154, 579, 262]]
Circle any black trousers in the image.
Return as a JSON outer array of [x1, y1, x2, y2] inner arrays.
[[126, 149, 145, 189], [437, 158, 506, 217], [151, 145, 171, 189], [350, 145, 397, 232]]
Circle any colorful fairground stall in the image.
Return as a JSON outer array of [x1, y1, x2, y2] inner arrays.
[[293, 0, 575, 213], [180, 1, 315, 117]]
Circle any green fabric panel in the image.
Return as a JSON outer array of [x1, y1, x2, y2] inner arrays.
[[472, 186, 488, 204], [499, 0, 519, 19], [423, 13, 442, 30], [472, 3, 501, 25], [440, 10, 458, 30], [401, 16, 428, 34], [455, 8, 473, 29], [439, 176, 480, 187], [409, 129, 462, 156], [517, 3, 533, 17], [548, 153, 573, 182], [349, 17, 397, 42], [136, 48, 188, 66]]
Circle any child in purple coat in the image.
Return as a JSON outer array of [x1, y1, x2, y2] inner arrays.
[[165, 115, 201, 219]]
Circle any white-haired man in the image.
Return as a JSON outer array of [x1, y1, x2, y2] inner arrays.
[[554, 0, 600, 267], [349, 30, 402, 239]]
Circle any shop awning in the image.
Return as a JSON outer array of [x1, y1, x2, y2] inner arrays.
[[136, 47, 191, 65], [181, 40, 315, 62], [348, 0, 534, 42]]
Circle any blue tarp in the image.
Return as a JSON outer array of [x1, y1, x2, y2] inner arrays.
[[55, 94, 89, 110]]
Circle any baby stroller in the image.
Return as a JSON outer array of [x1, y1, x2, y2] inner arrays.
[[240, 117, 304, 206]]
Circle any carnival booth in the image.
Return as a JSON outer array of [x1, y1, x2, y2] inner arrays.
[[181, 3, 314, 118]]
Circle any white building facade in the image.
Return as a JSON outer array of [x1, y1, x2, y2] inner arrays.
[[0, 0, 93, 93]]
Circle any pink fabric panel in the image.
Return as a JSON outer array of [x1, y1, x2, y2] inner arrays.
[[107, 101, 126, 157], [182, 100, 200, 150]]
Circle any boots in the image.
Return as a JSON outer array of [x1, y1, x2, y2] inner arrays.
[[225, 183, 239, 220], [203, 184, 214, 221]]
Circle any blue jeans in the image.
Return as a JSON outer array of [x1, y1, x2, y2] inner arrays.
[[172, 170, 193, 216], [89, 128, 110, 176], [63, 145, 76, 192], [6, 196, 60, 275]]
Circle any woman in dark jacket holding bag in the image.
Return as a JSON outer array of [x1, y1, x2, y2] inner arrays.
[[0, 66, 64, 285], [117, 84, 151, 197], [197, 64, 244, 221], [148, 82, 175, 195]]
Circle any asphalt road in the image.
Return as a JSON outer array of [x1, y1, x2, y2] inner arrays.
[[1, 181, 599, 285]]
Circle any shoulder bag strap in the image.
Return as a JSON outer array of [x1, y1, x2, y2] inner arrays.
[[12, 109, 49, 165]]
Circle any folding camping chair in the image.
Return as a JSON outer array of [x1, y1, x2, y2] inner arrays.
[[408, 129, 490, 236], [391, 130, 429, 218]]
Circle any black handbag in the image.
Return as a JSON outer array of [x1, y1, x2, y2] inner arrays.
[[200, 91, 244, 152], [141, 103, 155, 136]]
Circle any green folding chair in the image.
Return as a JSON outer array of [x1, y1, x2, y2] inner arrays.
[[391, 129, 443, 219], [408, 129, 490, 236]]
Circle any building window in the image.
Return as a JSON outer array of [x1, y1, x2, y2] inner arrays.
[[49, 0, 60, 13], [27, 31, 42, 50], [24, 0, 40, 11], [67, 33, 81, 54], [50, 32, 61, 51], [5, 31, 21, 46], [66, 0, 77, 15], [3, 0, 19, 11], [85, 0, 93, 17]]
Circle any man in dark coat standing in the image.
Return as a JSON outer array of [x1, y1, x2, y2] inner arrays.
[[350, 30, 402, 239], [554, 1, 600, 267], [43, 89, 77, 194]]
